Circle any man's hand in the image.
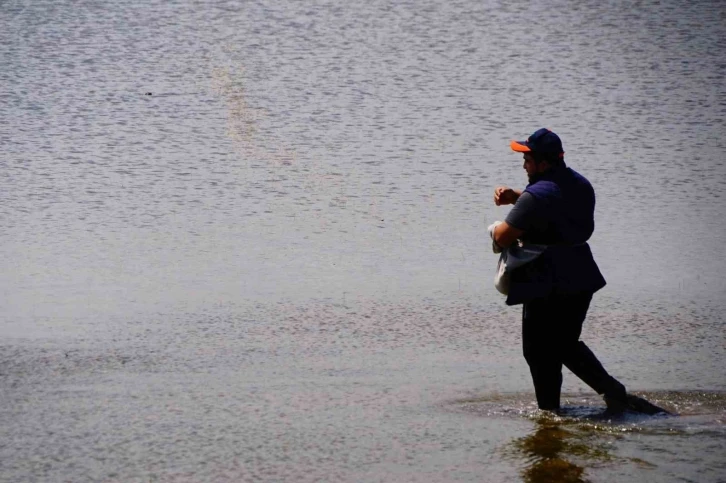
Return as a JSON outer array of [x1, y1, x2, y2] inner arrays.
[[493, 186, 521, 206]]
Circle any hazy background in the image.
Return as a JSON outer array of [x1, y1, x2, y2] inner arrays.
[[2, 0, 725, 481]]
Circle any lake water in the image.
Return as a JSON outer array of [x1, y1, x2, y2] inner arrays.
[[2, 0, 725, 481]]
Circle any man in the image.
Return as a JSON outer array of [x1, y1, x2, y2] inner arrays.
[[492, 128, 666, 415]]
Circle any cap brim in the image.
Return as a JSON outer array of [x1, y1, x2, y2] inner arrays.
[[510, 140, 531, 152]]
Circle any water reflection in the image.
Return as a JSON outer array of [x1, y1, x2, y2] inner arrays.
[[460, 390, 726, 481], [506, 418, 613, 483]]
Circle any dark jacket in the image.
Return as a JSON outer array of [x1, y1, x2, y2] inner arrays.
[[506, 166, 607, 306]]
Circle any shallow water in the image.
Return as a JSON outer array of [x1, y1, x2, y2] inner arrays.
[[2, 0, 725, 481], [455, 390, 726, 483]]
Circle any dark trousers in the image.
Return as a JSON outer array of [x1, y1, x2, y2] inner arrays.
[[522, 292, 626, 410]]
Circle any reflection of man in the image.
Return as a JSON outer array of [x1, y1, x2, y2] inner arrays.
[[511, 422, 588, 483], [492, 128, 665, 414]]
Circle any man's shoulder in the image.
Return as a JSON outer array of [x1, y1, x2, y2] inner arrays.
[[524, 180, 560, 200], [525, 168, 595, 200], [567, 167, 594, 187], [514, 191, 538, 208], [567, 168, 596, 199], [505, 191, 540, 230]]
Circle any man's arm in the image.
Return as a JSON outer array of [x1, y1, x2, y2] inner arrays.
[[493, 221, 524, 249], [492, 186, 535, 248]]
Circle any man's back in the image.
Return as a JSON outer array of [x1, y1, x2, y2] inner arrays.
[[519, 167, 596, 245], [505, 166, 606, 305]]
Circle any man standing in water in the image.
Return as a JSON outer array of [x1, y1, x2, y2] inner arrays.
[[492, 128, 665, 414]]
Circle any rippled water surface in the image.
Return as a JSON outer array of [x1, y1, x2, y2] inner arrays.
[[2, 0, 725, 481]]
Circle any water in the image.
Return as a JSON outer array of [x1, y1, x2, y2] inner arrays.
[[1, 0, 725, 481]]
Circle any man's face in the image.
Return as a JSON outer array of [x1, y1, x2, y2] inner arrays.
[[523, 152, 552, 181], [523, 153, 539, 179]]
